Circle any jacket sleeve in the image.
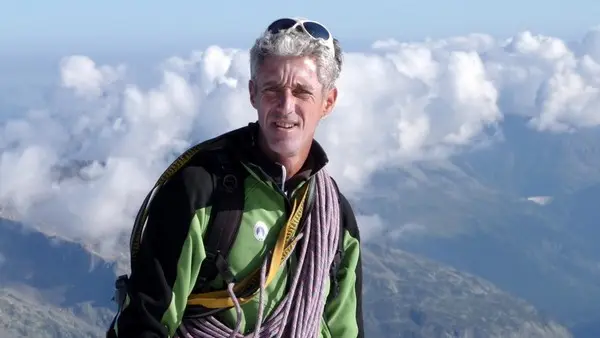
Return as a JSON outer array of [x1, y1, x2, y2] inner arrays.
[[107, 166, 213, 338], [323, 192, 365, 338]]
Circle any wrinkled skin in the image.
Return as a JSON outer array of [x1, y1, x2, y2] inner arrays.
[[249, 55, 338, 176]]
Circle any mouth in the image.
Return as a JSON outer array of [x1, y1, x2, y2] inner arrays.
[[272, 121, 298, 130]]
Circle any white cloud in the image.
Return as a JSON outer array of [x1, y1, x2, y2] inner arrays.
[[60, 55, 125, 99], [2, 27, 600, 258], [356, 214, 386, 242], [356, 213, 427, 242]]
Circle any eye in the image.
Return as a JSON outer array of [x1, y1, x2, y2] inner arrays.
[[293, 89, 312, 98], [262, 87, 279, 96]]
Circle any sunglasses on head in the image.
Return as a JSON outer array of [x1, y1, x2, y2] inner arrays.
[[266, 18, 334, 51]]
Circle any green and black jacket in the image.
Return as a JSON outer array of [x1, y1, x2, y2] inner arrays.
[[107, 123, 364, 338]]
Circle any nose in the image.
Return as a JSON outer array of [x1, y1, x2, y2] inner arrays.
[[277, 88, 295, 114]]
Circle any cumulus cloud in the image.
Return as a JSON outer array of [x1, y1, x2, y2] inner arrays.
[[355, 214, 386, 242], [2, 28, 600, 258], [59, 55, 125, 99], [357, 213, 427, 242]]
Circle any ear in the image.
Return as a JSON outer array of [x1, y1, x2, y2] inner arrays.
[[249, 79, 258, 109], [322, 87, 338, 119]]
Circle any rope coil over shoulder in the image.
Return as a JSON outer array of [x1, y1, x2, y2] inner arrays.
[[175, 169, 341, 338]]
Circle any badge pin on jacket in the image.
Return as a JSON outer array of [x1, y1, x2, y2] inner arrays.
[[253, 221, 269, 242]]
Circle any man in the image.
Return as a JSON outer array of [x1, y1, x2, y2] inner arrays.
[[107, 17, 363, 338]]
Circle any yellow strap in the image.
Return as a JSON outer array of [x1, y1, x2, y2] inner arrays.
[[187, 182, 310, 309]]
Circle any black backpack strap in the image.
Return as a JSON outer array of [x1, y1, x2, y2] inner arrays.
[[194, 150, 248, 293], [180, 148, 250, 321]]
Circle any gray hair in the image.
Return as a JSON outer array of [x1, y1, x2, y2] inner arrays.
[[249, 28, 343, 91]]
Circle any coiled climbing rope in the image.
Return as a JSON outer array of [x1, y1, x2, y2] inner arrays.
[[175, 169, 340, 338]]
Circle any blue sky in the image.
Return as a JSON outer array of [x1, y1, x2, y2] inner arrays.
[[2, 0, 600, 57]]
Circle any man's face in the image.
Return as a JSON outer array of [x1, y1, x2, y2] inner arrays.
[[249, 55, 337, 158]]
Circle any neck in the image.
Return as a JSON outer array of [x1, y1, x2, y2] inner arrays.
[[257, 135, 311, 180]]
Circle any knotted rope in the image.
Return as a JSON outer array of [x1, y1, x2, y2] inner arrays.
[[175, 169, 340, 338]]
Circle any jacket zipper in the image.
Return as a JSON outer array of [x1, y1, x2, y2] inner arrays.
[[246, 163, 292, 213]]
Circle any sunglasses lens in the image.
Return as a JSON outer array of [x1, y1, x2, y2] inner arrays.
[[267, 18, 297, 34], [303, 22, 331, 40]]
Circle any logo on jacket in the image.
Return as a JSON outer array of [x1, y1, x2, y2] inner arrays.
[[253, 221, 269, 242]]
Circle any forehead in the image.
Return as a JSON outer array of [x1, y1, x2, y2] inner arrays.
[[256, 55, 319, 87]]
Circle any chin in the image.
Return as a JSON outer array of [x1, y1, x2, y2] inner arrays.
[[267, 141, 304, 158]]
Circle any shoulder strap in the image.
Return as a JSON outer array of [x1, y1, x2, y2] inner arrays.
[[128, 124, 251, 269], [194, 150, 248, 293], [128, 141, 213, 269]]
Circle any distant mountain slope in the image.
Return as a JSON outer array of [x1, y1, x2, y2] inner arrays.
[[0, 287, 112, 338], [0, 218, 117, 309], [0, 217, 117, 337], [454, 115, 600, 197], [363, 243, 571, 338]]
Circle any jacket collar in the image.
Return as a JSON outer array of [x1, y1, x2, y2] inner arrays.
[[239, 122, 329, 191]]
